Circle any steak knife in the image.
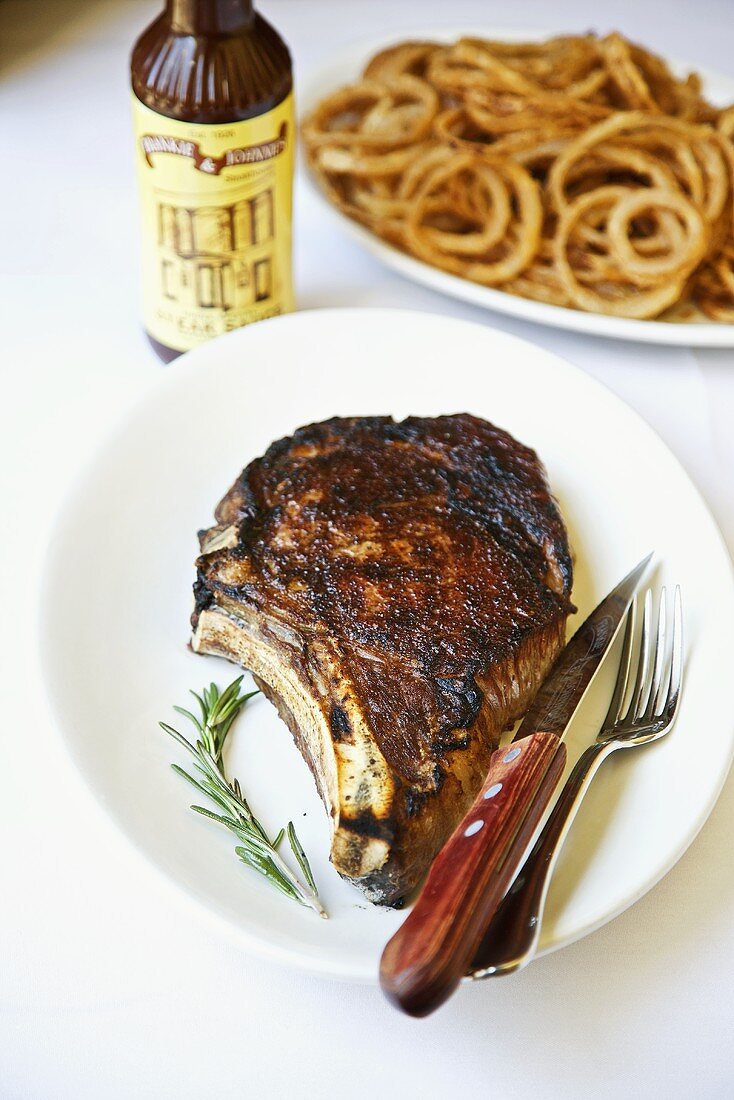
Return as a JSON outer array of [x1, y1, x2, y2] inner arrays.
[[379, 553, 652, 1016]]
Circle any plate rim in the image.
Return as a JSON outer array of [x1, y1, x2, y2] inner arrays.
[[299, 25, 734, 348], [37, 306, 734, 982]]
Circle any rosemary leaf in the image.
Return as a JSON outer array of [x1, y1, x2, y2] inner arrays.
[[235, 848, 301, 902], [190, 805, 241, 829], [170, 763, 215, 800], [172, 706, 203, 734], [287, 821, 319, 897]]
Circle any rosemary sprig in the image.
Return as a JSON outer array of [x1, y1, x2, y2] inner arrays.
[[160, 677, 327, 918]]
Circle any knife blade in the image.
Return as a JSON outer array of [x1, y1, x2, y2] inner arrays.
[[379, 553, 652, 1017], [512, 551, 653, 743]]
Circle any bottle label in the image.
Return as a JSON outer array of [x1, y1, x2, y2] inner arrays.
[[132, 93, 294, 353]]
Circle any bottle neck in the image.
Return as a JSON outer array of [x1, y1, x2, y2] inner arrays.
[[167, 0, 254, 35]]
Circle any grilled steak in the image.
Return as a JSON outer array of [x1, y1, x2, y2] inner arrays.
[[191, 414, 573, 904]]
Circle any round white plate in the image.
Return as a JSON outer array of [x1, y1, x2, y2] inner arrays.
[[301, 28, 734, 347], [40, 308, 734, 982]]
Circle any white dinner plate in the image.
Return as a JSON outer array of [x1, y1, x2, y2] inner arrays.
[[40, 308, 734, 982], [301, 28, 734, 347]]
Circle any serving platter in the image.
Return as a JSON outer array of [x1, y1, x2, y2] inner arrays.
[[40, 308, 734, 982], [301, 28, 734, 347]]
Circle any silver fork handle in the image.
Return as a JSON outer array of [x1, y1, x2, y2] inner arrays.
[[470, 738, 617, 978]]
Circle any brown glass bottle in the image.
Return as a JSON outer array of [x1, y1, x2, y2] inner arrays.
[[131, 1, 294, 362]]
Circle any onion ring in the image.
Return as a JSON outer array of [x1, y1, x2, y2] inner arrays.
[[302, 31, 732, 322]]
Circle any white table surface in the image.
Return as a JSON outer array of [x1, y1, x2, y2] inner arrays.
[[2, 1, 734, 1096]]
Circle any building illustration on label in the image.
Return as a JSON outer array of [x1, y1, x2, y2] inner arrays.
[[134, 95, 294, 351], [157, 189, 275, 312]]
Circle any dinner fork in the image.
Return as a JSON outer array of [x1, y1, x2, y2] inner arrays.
[[469, 586, 683, 978]]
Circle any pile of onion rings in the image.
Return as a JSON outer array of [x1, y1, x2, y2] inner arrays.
[[302, 32, 734, 321]]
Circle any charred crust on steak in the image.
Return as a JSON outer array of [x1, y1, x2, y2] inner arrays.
[[434, 672, 483, 729], [329, 703, 351, 740], [191, 413, 574, 903], [339, 809, 394, 842], [432, 733, 471, 753], [404, 788, 428, 818], [192, 579, 214, 618]]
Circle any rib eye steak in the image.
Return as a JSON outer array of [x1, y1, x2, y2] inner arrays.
[[191, 413, 573, 904]]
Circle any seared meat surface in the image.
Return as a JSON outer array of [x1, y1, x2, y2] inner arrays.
[[191, 414, 573, 903]]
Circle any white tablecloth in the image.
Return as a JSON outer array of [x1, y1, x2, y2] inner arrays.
[[2, 2, 733, 1096]]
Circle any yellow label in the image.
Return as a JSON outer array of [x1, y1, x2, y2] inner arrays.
[[132, 93, 294, 353]]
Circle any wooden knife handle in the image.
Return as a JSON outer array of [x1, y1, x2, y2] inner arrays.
[[468, 740, 612, 977], [379, 732, 566, 1017]]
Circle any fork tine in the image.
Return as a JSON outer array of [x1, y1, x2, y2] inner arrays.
[[634, 590, 661, 720], [663, 586, 683, 720], [602, 602, 636, 728], [644, 588, 667, 719], [624, 590, 652, 721]]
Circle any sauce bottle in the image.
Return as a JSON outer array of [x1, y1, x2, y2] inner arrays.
[[131, 1, 294, 362]]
